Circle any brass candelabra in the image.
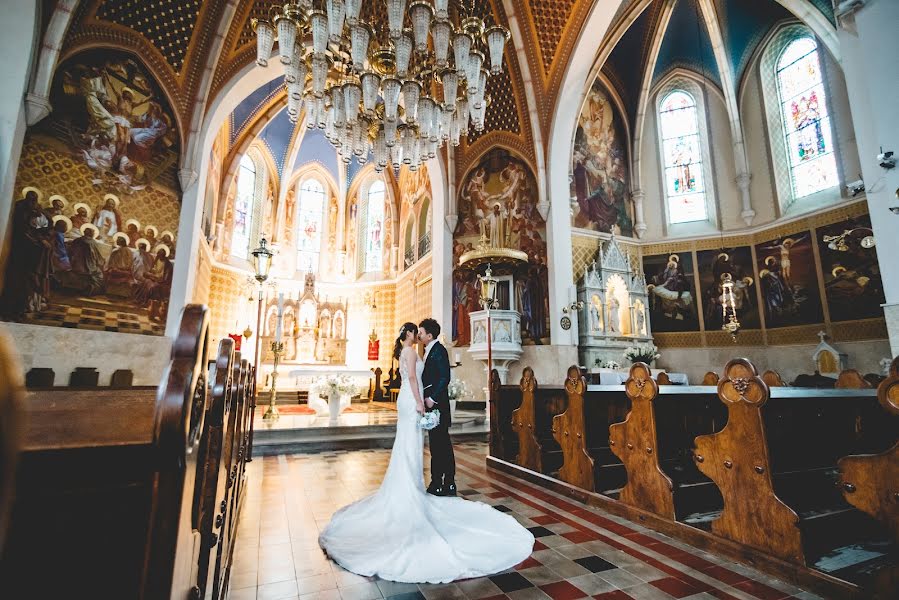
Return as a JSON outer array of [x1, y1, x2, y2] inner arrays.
[[263, 341, 285, 421]]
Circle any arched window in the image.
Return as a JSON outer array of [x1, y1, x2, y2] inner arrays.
[[658, 90, 708, 224], [775, 37, 838, 199], [404, 214, 415, 270], [232, 154, 257, 259], [296, 178, 325, 273], [417, 196, 431, 257], [364, 180, 386, 273]]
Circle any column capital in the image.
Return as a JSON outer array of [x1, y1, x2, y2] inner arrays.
[[24, 93, 52, 126]]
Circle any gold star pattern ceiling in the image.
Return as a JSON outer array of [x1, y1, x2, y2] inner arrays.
[[466, 56, 520, 145], [97, 0, 203, 72], [528, 0, 578, 74]]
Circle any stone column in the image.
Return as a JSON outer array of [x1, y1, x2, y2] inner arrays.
[[631, 189, 647, 238], [837, 1, 899, 355], [0, 1, 40, 265]]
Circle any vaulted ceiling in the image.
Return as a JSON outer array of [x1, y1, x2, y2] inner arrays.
[[49, 0, 838, 182]]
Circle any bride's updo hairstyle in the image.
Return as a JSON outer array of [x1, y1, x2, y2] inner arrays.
[[393, 322, 419, 360]]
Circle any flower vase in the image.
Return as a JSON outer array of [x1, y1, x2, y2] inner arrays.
[[450, 398, 457, 417], [328, 390, 340, 425]]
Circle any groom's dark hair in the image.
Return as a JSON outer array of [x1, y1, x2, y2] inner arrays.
[[419, 318, 441, 338]]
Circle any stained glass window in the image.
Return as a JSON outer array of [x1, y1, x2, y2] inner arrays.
[[776, 37, 838, 198], [365, 180, 385, 272], [296, 178, 325, 273], [659, 90, 708, 224], [232, 154, 256, 259]]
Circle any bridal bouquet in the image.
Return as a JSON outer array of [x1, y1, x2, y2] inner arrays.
[[623, 344, 661, 365], [447, 378, 469, 401], [420, 409, 441, 430], [311, 374, 357, 399]]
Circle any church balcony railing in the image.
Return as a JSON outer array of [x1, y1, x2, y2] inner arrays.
[[418, 231, 431, 258]]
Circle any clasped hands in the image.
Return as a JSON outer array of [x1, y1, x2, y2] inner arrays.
[[416, 397, 436, 415]]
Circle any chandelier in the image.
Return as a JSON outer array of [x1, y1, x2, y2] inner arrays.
[[252, 0, 510, 173]]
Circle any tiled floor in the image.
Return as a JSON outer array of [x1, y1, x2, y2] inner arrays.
[[252, 404, 488, 434], [229, 443, 825, 600]]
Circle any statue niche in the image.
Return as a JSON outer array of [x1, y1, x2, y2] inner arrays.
[[262, 272, 348, 365], [577, 236, 653, 367]]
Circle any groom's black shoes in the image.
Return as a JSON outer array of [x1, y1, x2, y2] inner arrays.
[[442, 482, 457, 497], [426, 481, 442, 496]]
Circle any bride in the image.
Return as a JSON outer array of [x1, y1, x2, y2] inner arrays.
[[319, 322, 534, 583]]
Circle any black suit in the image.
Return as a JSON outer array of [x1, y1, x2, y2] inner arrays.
[[421, 341, 455, 486]]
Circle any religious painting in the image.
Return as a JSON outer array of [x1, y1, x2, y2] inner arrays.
[[696, 247, 761, 331], [754, 230, 824, 328], [0, 50, 181, 336], [642, 252, 700, 332], [570, 79, 632, 235], [816, 215, 885, 322], [453, 151, 549, 345]]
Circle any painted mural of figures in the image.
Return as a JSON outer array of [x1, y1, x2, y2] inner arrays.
[[283, 188, 296, 243], [452, 271, 471, 344], [487, 204, 507, 248], [94, 196, 122, 240], [648, 254, 694, 322], [132, 241, 155, 282], [0, 191, 52, 319], [758, 235, 806, 286], [134, 248, 173, 322], [759, 256, 793, 321], [60, 225, 105, 296], [69, 204, 92, 235], [49, 219, 72, 275], [570, 81, 632, 235], [57, 52, 178, 191], [105, 234, 137, 297]]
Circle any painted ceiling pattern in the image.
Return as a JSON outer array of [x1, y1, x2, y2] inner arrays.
[[53, 0, 838, 176], [96, 0, 203, 72]]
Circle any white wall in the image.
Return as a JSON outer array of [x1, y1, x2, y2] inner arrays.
[[658, 339, 892, 385], [0, 0, 40, 256], [740, 72, 778, 224], [5, 323, 173, 386]]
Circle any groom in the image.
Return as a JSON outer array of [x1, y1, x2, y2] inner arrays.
[[418, 318, 456, 497]]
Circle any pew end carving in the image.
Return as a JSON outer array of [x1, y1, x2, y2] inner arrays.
[[835, 368, 872, 389], [0, 327, 24, 555], [511, 367, 542, 473], [838, 362, 899, 543], [693, 359, 805, 564], [761, 370, 785, 387], [552, 366, 595, 491], [609, 363, 675, 519], [701, 372, 719, 386], [489, 369, 503, 458]]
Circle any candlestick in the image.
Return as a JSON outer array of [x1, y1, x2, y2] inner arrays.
[[275, 292, 284, 343], [454, 351, 461, 364]]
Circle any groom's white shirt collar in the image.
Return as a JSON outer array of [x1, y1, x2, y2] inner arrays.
[[424, 339, 438, 361]]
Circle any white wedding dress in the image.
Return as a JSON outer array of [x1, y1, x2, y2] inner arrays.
[[318, 348, 534, 583]]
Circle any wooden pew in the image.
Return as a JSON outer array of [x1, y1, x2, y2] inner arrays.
[[491, 358, 897, 598], [693, 358, 896, 586], [838, 357, 899, 545], [656, 371, 672, 385], [0, 305, 250, 599], [510, 367, 542, 473], [701, 372, 719, 386], [761, 369, 785, 387], [552, 367, 594, 491], [835, 368, 872, 389], [609, 363, 674, 519], [0, 327, 24, 556]]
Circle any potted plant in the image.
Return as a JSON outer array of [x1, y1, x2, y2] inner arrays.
[[623, 344, 661, 366], [592, 358, 602, 373]]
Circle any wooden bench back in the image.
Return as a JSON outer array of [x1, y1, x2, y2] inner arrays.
[[511, 367, 542, 473], [0, 327, 24, 556], [552, 367, 594, 491]]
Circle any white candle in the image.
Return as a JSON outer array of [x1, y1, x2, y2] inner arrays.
[[275, 293, 284, 343], [454, 352, 461, 364]]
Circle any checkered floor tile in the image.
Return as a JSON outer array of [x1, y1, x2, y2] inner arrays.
[[19, 302, 164, 335], [229, 442, 826, 600]]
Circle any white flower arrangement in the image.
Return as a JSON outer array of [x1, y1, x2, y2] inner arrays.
[[447, 378, 469, 401], [602, 360, 622, 370], [623, 344, 661, 364], [311, 374, 357, 399]]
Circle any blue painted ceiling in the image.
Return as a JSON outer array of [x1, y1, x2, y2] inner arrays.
[[293, 127, 339, 184], [258, 108, 296, 177], [604, 1, 662, 123], [229, 75, 284, 147], [714, 0, 792, 80], [652, 0, 720, 88]]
